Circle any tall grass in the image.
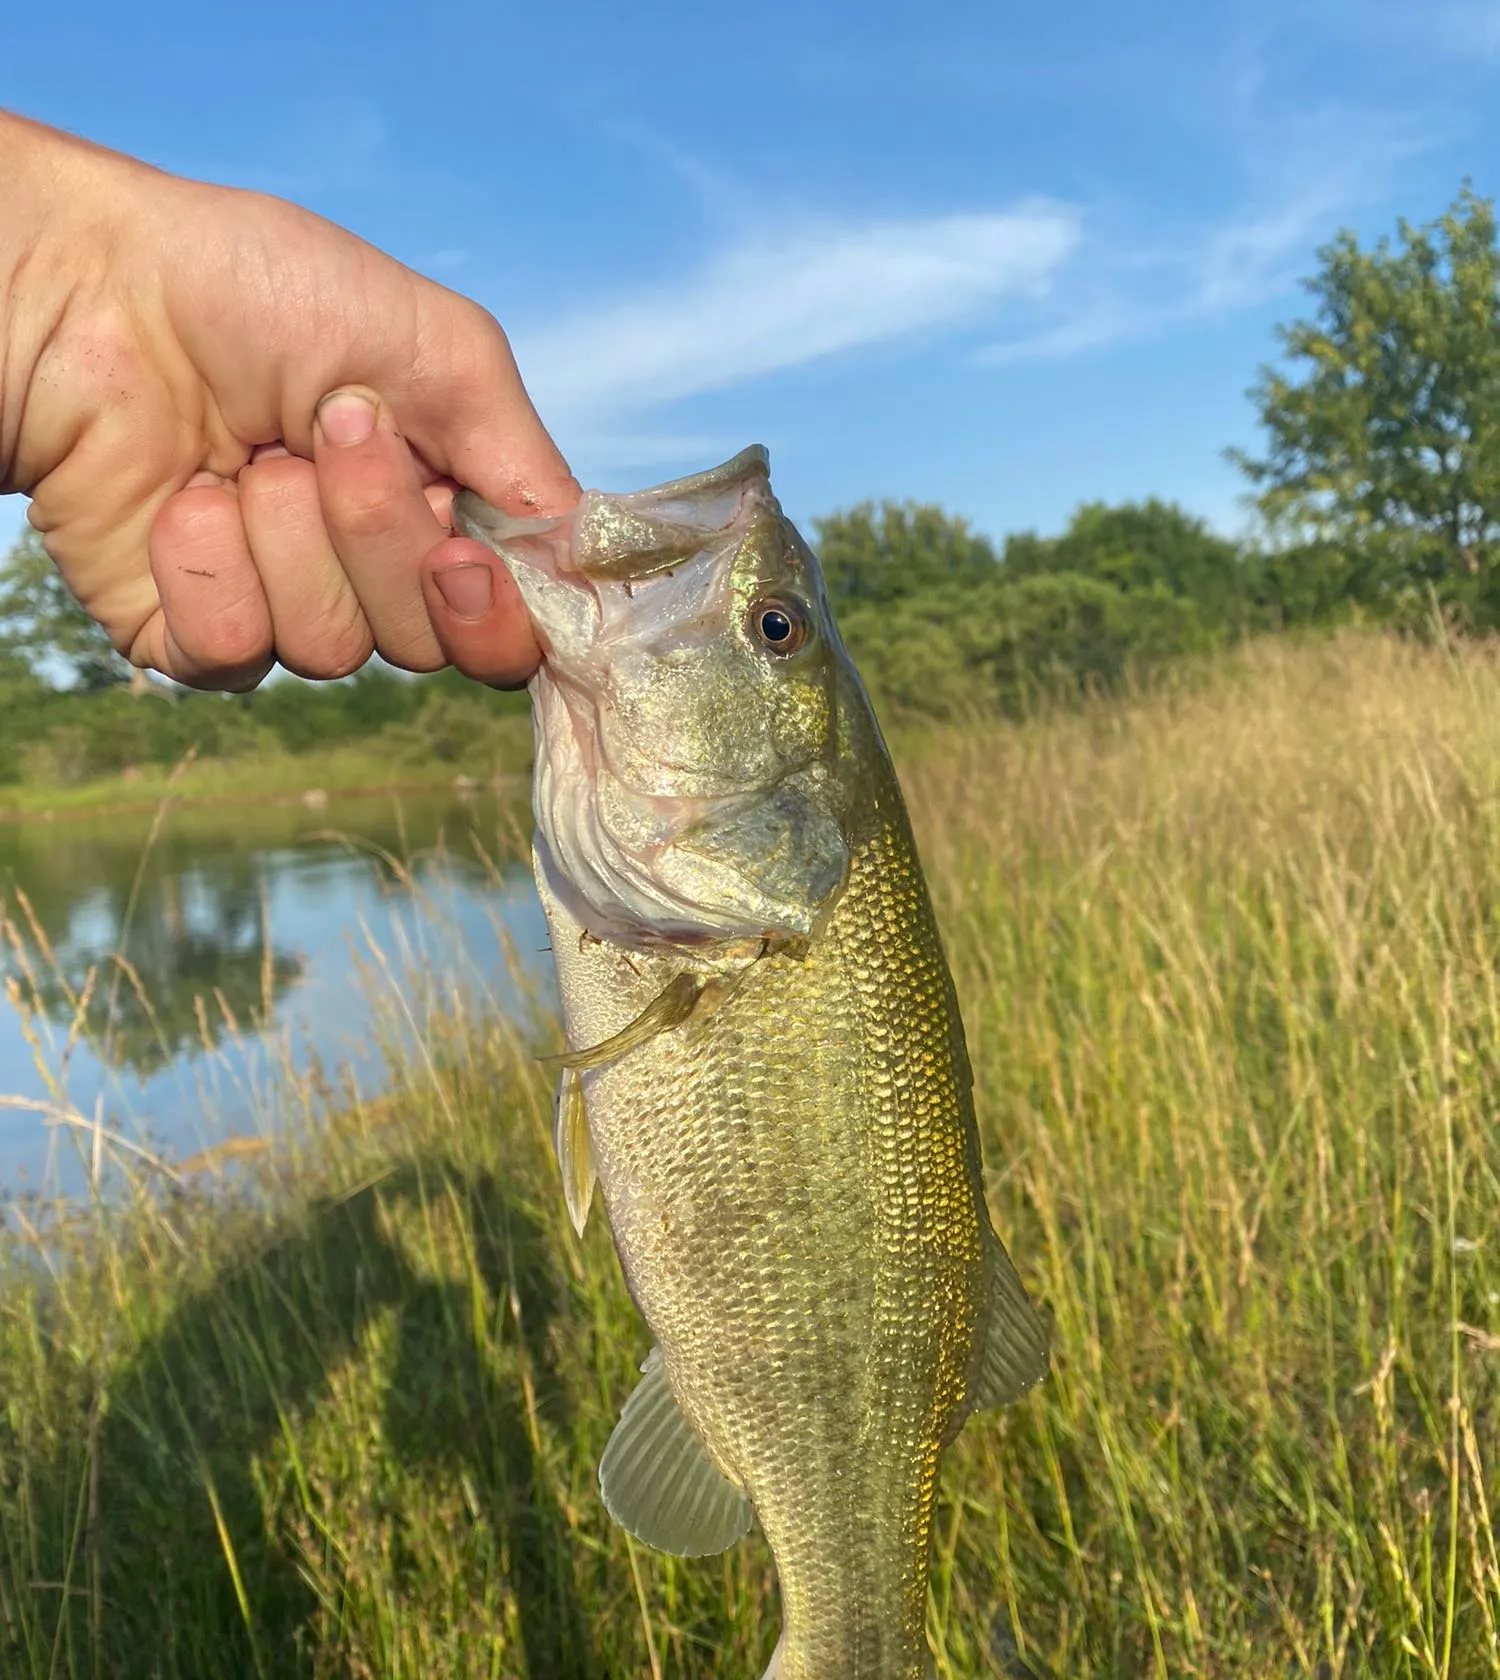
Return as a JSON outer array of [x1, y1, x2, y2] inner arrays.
[[3, 629, 1499, 1677]]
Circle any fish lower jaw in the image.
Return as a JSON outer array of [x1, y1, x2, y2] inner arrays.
[[534, 825, 815, 956]]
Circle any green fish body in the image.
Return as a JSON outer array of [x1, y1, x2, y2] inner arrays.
[[456, 448, 1046, 1680]]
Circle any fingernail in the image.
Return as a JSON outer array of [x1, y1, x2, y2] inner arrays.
[[316, 390, 376, 447], [433, 562, 494, 621]]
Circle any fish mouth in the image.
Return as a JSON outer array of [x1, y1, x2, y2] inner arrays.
[[452, 446, 771, 589], [451, 447, 788, 796]]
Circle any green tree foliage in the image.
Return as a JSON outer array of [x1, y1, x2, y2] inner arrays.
[[0, 666, 531, 789], [239, 665, 443, 753], [813, 502, 1000, 606], [842, 573, 1211, 718], [0, 526, 132, 689], [823, 498, 1236, 718], [1232, 185, 1500, 627], [0, 648, 47, 784], [1006, 498, 1253, 632]]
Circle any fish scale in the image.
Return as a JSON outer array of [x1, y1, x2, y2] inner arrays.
[[455, 446, 1047, 1680], [546, 796, 986, 1677]]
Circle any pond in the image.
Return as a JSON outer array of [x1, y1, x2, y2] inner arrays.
[[0, 788, 551, 1199]]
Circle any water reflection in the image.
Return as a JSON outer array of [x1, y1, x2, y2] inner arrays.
[[0, 789, 546, 1194], [16, 861, 305, 1078]]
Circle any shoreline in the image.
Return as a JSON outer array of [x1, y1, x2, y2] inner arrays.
[[0, 779, 506, 826], [0, 764, 531, 827]]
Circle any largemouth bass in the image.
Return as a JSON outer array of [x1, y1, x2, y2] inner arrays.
[[455, 447, 1047, 1680]]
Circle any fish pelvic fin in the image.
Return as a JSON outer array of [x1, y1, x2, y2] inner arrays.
[[599, 1347, 753, 1557], [972, 1233, 1050, 1410], [540, 972, 705, 1073], [553, 1068, 596, 1237]]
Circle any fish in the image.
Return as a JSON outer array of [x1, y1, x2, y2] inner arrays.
[[454, 447, 1048, 1680]]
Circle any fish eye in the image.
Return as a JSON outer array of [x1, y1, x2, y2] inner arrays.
[[750, 597, 810, 656]]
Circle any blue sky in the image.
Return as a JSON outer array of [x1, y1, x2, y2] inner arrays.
[[3, 0, 1499, 552]]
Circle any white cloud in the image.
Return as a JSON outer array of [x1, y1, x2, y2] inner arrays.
[[977, 103, 1436, 368], [420, 247, 472, 274], [975, 198, 1339, 368], [511, 205, 1082, 422]]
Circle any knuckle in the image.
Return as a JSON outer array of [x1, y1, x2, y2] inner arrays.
[[93, 582, 164, 660], [374, 629, 445, 674], [280, 606, 375, 681], [193, 609, 274, 673], [314, 638, 374, 680], [468, 300, 512, 357], [152, 485, 232, 552], [165, 577, 274, 673], [328, 472, 406, 544], [241, 453, 316, 520], [432, 296, 515, 387], [127, 612, 170, 674]]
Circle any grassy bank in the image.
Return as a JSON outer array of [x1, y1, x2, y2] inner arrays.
[[3, 630, 1499, 1676], [0, 720, 533, 821]]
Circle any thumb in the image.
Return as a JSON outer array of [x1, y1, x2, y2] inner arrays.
[[398, 292, 580, 520]]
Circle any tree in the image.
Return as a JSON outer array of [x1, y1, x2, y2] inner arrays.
[[812, 502, 1000, 608], [1231, 185, 1500, 627], [0, 525, 133, 688], [1003, 498, 1252, 631], [840, 571, 1211, 720]]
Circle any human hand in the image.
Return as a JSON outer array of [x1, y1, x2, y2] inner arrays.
[[0, 111, 577, 690]]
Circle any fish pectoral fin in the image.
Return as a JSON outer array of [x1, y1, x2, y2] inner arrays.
[[599, 1346, 753, 1557], [553, 1068, 596, 1237], [972, 1234, 1050, 1410], [541, 972, 705, 1073]]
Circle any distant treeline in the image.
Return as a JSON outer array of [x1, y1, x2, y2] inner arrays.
[[0, 494, 1374, 788], [0, 495, 1290, 786], [819, 498, 1332, 719], [2, 183, 1498, 776], [0, 618, 532, 787]]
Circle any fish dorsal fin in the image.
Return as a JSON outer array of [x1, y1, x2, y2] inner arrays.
[[972, 1235, 1050, 1410], [553, 1068, 596, 1237], [599, 1347, 753, 1557]]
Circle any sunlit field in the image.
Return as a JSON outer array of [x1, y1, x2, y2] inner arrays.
[[3, 630, 1499, 1678]]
